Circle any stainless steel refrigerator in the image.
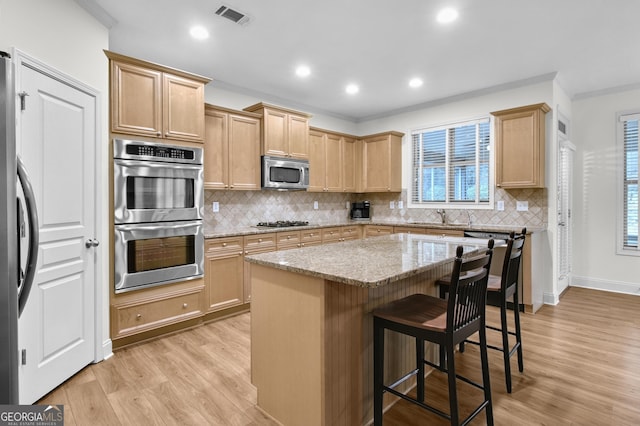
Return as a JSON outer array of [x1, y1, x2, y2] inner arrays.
[[0, 51, 39, 404]]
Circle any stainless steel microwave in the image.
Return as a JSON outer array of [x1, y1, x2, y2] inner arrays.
[[261, 155, 309, 190]]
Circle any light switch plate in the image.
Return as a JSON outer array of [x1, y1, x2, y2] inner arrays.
[[516, 201, 528, 211], [496, 200, 504, 211], [398, 200, 403, 209], [313, 201, 318, 210], [212, 201, 219, 213], [389, 201, 395, 209], [346, 201, 350, 209]]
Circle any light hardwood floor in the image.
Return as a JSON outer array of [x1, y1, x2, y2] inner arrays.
[[39, 287, 640, 425]]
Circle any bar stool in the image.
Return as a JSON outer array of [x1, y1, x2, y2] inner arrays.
[[437, 228, 526, 393], [373, 241, 494, 426]]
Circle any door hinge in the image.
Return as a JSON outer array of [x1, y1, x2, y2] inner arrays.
[[18, 91, 29, 111], [21, 349, 26, 365]]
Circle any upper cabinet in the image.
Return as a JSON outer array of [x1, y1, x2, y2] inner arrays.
[[243, 103, 311, 159], [204, 105, 261, 190], [106, 50, 211, 143], [492, 103, 550, 189], [308, 128, 354, 192], [360, 131, 403, 192]]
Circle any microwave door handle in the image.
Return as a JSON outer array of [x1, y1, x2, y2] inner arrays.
[[17, 156, 39, 317]]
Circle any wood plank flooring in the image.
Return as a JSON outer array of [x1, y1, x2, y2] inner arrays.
[[39, 287, 640, 425]]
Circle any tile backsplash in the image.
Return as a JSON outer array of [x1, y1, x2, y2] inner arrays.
[[203, 188, 547, 231]]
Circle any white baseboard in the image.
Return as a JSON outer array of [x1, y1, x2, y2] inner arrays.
[[570, 275, 640, 296], [543, 292, 560, 305], [99, 339, 113, 362]]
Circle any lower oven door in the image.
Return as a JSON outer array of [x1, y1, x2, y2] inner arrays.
[[114, 220, 204, 293]]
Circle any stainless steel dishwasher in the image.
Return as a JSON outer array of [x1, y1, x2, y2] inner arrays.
[[464, 230, 524, 310]]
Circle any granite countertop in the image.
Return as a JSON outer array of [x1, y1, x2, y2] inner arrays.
[[244, 233, 493, 288], [204, 221, 541, 239]]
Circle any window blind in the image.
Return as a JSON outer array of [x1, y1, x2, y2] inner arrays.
[[621, 116, 639, 249], [411, 119, 490, 205]]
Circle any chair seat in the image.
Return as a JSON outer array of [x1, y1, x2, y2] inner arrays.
[[373, 293, 447, 332]]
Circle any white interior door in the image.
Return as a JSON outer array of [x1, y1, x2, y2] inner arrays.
[[557, 138, 575, 295], [17, 59, 97, 404]]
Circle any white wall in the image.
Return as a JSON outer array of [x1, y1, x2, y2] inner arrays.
[[572, 89, 640, 294], [0, 0, 111, 356]]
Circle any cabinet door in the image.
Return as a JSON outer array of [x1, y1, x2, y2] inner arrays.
[[228, 114, 261, 190], [163, 73, 205, 142], [205, 252, 244, 312], [362, 135, 391, 192], [342, 137, 357, 192], [204, 109, 228, 189], [111, 60, 162, 137], [364, 225, 393, 238], [262, 108, 288, 157], [308, 130, 326, 192], [288, 114, 309, 159], [325, 133, 342, 191]]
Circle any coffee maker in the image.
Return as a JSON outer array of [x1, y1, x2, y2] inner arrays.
[[350, 201, 371, 220]]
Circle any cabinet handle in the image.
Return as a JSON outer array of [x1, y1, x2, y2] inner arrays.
[[136, 313, 142, 320], [222, 242, 227, 247], [155, 132, 161, 137], [230, 185, 234, 188], [258, 238, 263, 242], [287, 235, 291, 239], [245, 251, 249, 255], [182, 303, 188, 309]]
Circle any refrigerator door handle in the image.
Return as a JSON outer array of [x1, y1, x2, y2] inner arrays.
[[16, 156, 38, 317]]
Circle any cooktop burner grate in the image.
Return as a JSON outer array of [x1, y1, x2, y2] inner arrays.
[[256, 220, 309, 228]]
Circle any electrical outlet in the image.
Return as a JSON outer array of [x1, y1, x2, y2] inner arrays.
[[496, 200, 504, 211], [212, 201, 219, 213], [516, 201, 528, 211], [313, 201, 318, 210], [346, 201, 350, 209], [397, 200, 403, 209], [389, 201, 395, 209]]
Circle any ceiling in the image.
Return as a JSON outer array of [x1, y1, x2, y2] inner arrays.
[[79, 0, 640, 122]]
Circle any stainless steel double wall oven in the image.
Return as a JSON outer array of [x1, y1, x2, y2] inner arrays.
[[113, 139, 204, 293]]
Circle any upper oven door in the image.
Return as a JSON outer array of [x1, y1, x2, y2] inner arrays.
[[114, 158, 204, 224]]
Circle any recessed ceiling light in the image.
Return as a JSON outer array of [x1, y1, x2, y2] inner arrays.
[[409, 78, 423, 88], [190, 26, 209, 40], [345, 84, 359, 95], [436, 7, 458, 24], [296, 65, 311, 78]]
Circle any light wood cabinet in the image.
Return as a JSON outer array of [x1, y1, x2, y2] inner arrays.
[[300, 229, 323, 247], [363, 225, 394, 238], [342, 136, 357, 192], [360, 131, 403, 192], [492, 103, 550, 189], [243, 233, 277, 302], [110, 280, 205, 345], [204, 105, 261, 190], [423, 228, 464, 237], [277, 230, 302, 250], [321, 226, 362, 243], [243, 102, 311, 159], [393, 226, 427, 235], [106, 50, 210, 143], [204, 237, 244, 313], [308, 129, 348, 192]]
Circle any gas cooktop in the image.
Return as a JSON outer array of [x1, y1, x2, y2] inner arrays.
[[256, 220, 309, 228]]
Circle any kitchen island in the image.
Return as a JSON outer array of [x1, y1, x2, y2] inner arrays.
[[245, 233, 493, 426]]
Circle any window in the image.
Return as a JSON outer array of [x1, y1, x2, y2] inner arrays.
[[410, 118, 491, 207], [619, 113, 639, 253]]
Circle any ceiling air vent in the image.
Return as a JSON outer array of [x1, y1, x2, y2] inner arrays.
[[215, 5, 250, 25]]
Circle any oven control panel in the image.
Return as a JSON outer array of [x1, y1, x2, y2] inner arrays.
[[113, 138, 202, 165]]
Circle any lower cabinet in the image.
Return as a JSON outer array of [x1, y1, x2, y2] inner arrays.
[[393, 226, 427, 235], [110, 280, 205, 347], [363, 225, 394, 238], [204, 237, 245, 313], [242, 233, 277, 303]]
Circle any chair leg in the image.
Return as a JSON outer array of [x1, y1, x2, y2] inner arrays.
[[416, 337, 425, 403], [373, 320, 385, 426], [513, 294, 524, 372], [446, 342, 459, 425], [500, 300, 513, 393], [479, 324, 494, 426]]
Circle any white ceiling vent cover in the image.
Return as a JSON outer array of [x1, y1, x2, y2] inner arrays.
[[215, 5, 250, 26]]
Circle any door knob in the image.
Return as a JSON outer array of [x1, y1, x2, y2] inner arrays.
[[85, 239, 100, 248]]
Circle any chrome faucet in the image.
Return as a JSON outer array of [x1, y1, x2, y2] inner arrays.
[[436, 209, 446, 224], [466, 210, 473, 227]]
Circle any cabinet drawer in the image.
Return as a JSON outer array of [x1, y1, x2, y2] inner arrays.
[[423, 228, 464, 237], [244, 233, 276, 254], [112, 286, 204, 338], [205, 237, 243, 255], [277, 231, 301, 249], [301, 229, 322, 243], [394, 226, 427, 235], [341, 226, 362, 240], [364, 225, 394, 237], [321, 227, 342, 243]]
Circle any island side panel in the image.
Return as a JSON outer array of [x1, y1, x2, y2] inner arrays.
[[324, 261, 453, 425], [250, 264, 326, 426]]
